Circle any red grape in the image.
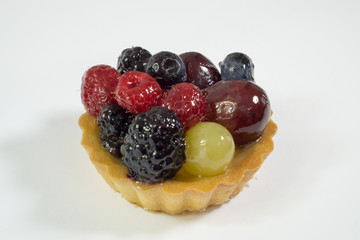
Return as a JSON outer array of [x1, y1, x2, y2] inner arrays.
[[180, 52, 221, 89], [204, 80, 271, 145]]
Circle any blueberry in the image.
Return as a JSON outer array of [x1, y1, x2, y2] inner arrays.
[[117, 46, 151, 74], [146, 51, 187, 89], [219, 52, 255, 82]]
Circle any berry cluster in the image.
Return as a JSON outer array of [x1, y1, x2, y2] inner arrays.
[[81, 47, 271, 183]]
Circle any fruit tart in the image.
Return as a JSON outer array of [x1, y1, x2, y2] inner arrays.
[[79, 47, 277, 214]]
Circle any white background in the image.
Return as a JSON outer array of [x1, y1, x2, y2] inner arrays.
[[1, 0, 360, 239]]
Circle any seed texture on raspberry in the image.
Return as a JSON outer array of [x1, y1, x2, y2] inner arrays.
[[162, 83, 207, 130], [97, 105, 134, 158], [117, 46, 152, 74], [121, 106, 186, 183], [81, 65, 121, 117], [156, 89, 169, 106], [115, 71, 162, 115]]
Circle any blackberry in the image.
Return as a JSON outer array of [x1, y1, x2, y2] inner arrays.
[[97, 105, 134, 158], [146, 51, 187, 89], [121, 106, 185, 183], [219, 52, 255, 82], [117, 46, 152, 74]]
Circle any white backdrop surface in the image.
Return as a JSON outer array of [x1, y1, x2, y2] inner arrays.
[[1, 0, 359, 239]]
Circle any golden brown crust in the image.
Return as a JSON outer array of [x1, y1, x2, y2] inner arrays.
[[79, 113, 277, 214]]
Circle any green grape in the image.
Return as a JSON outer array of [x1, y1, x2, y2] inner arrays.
[[183, 122, 235, 177]]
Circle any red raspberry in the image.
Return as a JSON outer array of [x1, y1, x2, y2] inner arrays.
[[162, 83, 207, 129], [115, 71, 162, 114], [157, 89, 169, 106], [81, 65, 121, 117]]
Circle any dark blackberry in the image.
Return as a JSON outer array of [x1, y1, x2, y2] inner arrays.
[[97, 105, 134, 158], [219, 52, 255, 82], [117, 46, 152, 74], [146, 51, 187, 89], [121, 106, 185, 183]]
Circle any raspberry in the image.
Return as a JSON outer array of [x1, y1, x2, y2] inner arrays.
[[162, 83, 207, 129], [97, 105, 134, 158], [117, 46, 152, 74], [81, 65, 121, 117], [121, 107, 185, 183], [156, 89, 169, 106], [115, 71, 162, 115]]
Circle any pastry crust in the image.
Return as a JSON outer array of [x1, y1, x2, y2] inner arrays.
[[79, 113, 277, 214]]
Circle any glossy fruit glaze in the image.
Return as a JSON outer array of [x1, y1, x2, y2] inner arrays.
[[204, 80, 271, 145], [180, 52, 221, 89], [114, 71, 161, 114], [183, 122, 235, 177], [146, 51, 187, 89], [162, 83, 207, 130], [117, 46, 151, 74], [219, 52, 255, 82], [81, 65, 121, 117]]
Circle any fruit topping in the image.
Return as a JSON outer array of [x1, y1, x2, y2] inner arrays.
[[183, 122, 235, 177], [204, 80, 270, 145], [97, 105, 134, 158], [117, 46, 151, 74], [121, 106, 186, 183], [180, 52, 221, 89], [81, 65, 121, 117], [219, 52, 255, 82], [162, 83, 206, 130], [146, 51, 187, 89], [157, 89, 169, 106], [81, 48, 272, 185], [114, 71, 162, 115]]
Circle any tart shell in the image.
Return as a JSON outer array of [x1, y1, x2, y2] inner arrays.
[[79, 113, 277, 214]]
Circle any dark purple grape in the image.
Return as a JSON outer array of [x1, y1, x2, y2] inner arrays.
[[180, 52, 221, 89], [204, 80, 270, 145]]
